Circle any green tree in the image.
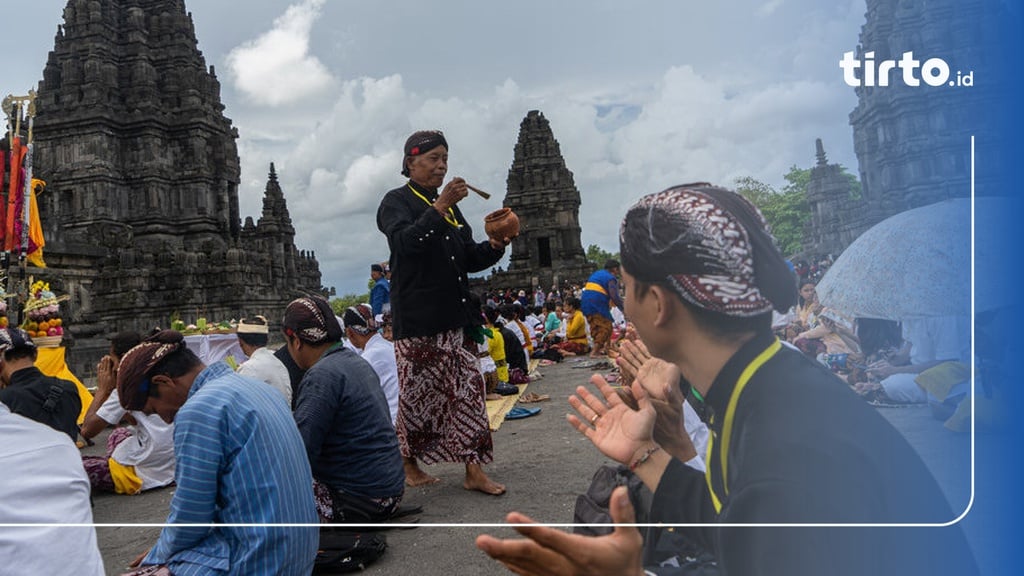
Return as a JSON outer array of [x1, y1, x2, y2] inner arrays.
[[330, 293, 368, 316], [734, 164, 860, 257], [734, 170, 810, 257], [585, 244, 620, 267]]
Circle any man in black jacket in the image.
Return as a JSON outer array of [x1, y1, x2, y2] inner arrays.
[[0, 327, 81, 441], [377, 130, 512, 495]]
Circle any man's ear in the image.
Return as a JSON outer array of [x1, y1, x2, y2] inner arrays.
[[647, 284, 676, 328]]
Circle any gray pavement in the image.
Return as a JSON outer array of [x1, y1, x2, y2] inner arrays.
[[84, 358, 981, 576]]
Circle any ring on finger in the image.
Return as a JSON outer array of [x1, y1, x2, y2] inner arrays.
[[590, 413, 600, 424]]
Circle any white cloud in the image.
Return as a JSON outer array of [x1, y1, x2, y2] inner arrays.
[[225, 0, 335, 106], [759, 0, 786, 17], [214, 0, 864, 296]]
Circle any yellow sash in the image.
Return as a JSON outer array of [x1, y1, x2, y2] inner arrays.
[[705, 338, 782, 513], [583, 281, 608, 296]]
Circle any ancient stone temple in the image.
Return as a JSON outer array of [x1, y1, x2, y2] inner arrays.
[[802, 139, 867, 258], [22, 0, 323, 373], [848, 0, 999, 224], [491, 110, 593, 291]]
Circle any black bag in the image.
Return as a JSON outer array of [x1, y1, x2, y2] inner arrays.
[[314, 529, 388, 574], [572, 464, 651, 536]]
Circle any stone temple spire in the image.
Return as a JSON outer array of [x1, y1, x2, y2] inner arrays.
[[495, 110, 592, 290], [24, 0, 323, 377]]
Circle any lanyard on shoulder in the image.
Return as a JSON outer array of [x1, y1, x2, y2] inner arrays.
[[407, 182, 461, 228], [704, 337, 782, 514]]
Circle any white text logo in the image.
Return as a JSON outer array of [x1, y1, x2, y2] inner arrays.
[[840, 51, 973, 88]]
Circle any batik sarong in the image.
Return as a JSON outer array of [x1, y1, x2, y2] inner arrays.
[[82, 426, 133, 492], [394, 328, 493, 465]]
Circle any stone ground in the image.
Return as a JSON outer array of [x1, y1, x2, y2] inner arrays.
[[82, 358, 988, 576]]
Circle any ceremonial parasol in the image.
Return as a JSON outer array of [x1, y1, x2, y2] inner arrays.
[[815, 197, 1012, 321]]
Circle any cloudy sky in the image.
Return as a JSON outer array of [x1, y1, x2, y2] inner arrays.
[[4, 0, 866, 296]]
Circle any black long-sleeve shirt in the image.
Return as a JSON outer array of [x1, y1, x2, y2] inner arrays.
[[377, 182, 504, 340], [648, 331, 978, 576]]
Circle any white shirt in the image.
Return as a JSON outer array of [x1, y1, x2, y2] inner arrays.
[[238, 347, 293, 405], [358, 333, 400, 425], [95, 390, 176, 490], [0, 403, 106, 576]]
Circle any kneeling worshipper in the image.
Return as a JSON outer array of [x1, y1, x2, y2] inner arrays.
[[284, 296, 413, 523], [235, 315, 293, 405], [342, 303, 400, 425], [116, 330, 317, 575], [0, 327, 81, 441], [80, 331, 175, 494]]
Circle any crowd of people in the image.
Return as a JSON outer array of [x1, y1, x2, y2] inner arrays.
[[0, 130, 978, 576]]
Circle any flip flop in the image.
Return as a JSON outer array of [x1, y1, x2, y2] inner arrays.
[[505, 406, 541, 420], [519, 392, 550, 403]]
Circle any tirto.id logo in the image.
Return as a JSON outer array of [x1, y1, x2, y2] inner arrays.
[[840, 51, 974, 87]]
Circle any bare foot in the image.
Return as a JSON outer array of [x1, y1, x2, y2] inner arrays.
[[404, 457, 440, 487], [485, 393, 502, 401], [464, 463, 506, 495]]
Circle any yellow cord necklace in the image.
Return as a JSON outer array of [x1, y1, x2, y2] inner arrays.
[[407, 182, 461, 228]]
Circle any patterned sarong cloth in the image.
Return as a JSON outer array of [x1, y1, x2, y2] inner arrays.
[[586, 314, 613, 352], [395, 328, 493, 465], [82, 426, 133, 492]]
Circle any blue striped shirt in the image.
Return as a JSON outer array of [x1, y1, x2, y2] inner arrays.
[[144, 362, 318, 575]]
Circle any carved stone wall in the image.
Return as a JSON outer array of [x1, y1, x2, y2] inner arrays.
[[21, 0, 323, 375], [803, 139, 868, 258], [849, 0, 1000, 224]]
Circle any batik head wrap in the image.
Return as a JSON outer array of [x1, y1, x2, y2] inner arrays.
[[401, 130, 448, 176], [283, 296, 344, 344], [342, 303, 377, 336], [117, 330, 187, 410], [619, 182, 796, 317]]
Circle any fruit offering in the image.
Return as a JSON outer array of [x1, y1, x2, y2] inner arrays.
[[21, 280, 69, 339]]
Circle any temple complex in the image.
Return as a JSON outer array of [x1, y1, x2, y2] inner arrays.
[[490, 110, 593, 291], [16, 0, 323, 374], [805, 0, 1003, 259]]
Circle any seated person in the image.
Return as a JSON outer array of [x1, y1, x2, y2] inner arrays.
[[284, 296, 408, 523], [486, 307, 528, 384], [1, 400, 105, 575], [859, 316, 969, 404], [794, 307, 860, 363], [482, 307, 517, 396], [80, 331, 176, 494], [342, 304, 399, 425], [0, 327, 81, 441], [551, 297, 590, 357], [116, 330, 318, 575], [783, 278, 823, 343], [236, 315, 293, 404]]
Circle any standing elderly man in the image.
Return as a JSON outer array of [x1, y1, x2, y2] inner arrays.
[[235, 315, 293, 405], [370, 263, 391, 316], [580, 259, 624, 357], [116, 330, 317, 575], [376, 129, 512, 495]]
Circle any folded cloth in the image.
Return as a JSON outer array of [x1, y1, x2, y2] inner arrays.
[[915, 361, 971, 402], [505, 407, 541, 420]]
